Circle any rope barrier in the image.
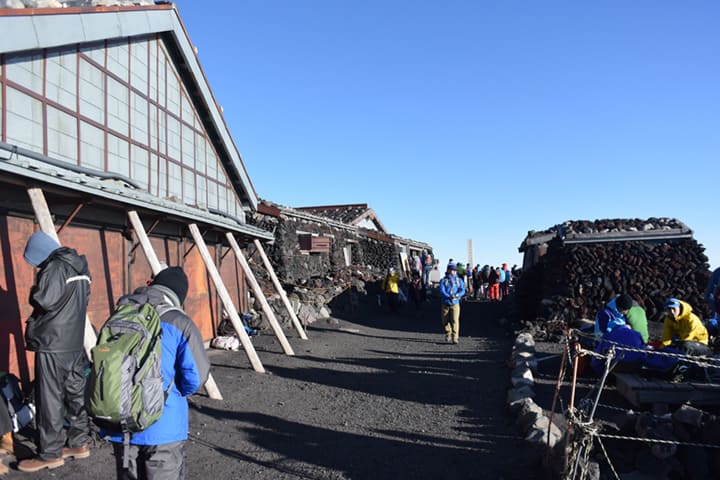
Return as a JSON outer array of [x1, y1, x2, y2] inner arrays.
[[556, 326, 720, 478]]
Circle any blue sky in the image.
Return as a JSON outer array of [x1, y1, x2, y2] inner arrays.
[[176, 1, 719, 270]]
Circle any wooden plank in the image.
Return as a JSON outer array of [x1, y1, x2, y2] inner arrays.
[[27, 187, 97, 359], [226, 233, 295, 356], [188, 224, 265, 373], [129, 212, 223, 400], [615, 373, 720, 406], [252, 239, 308, 340]]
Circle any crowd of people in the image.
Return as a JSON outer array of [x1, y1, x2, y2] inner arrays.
[[0, 232, 209, 478]]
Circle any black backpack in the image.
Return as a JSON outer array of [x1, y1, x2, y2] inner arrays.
[[0, 373, 35, 432]]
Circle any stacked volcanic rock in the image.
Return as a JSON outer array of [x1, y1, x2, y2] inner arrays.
[[516, 218, 712, 327]]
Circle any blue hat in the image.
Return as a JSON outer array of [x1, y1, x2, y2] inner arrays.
[[447, 262, 457, 270], [23, 231, 61, 267], [665, 298, 681, 309]]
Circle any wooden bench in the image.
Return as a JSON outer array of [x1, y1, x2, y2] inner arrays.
[[615, 373, 720, 407]]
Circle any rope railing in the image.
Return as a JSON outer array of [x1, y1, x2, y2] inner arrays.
[[554, 328, 720, 479]]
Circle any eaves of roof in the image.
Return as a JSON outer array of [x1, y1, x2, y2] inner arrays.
[[0, 5, 259, 211], [0, 142, 273, 240]]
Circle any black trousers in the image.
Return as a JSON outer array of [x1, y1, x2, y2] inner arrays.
[[34, 350, 89, 459], [113, 441, 185, 480]]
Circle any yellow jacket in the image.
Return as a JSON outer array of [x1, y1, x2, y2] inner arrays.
[[661, 300, 708, 346], [382, 273, 400, 294]]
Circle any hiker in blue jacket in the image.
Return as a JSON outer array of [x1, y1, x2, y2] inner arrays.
[[105, 266, 210, 479], [439, 262, 465, 344]]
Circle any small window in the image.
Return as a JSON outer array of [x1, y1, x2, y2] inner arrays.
[[299, 234, 331, 254]]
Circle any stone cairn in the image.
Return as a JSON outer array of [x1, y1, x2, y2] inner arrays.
[[515, 218, 712, 335]]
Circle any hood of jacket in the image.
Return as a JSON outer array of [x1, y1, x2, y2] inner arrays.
[[674, 300, 695, 322], [48, 246, 89, 274]]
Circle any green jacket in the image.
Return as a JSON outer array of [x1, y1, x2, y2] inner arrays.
[[625, 305, 648, 343]]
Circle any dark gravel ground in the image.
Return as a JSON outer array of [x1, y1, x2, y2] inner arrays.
[[5, 296, 542, 480]]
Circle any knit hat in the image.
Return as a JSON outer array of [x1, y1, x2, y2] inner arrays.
[[23, 231, 61, 267], [615, 294, 633, 311], [447, 262, 457, 271], [665, 298, 681, 309], [153, 266, 188, 303]]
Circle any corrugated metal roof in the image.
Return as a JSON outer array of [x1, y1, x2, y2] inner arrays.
[[0, 5, 259, 211], [0, 142, 273, 240]]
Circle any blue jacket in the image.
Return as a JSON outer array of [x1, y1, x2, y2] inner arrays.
[[439, 273, 465, 305], [594, 296, 627, 339], [591, 325, 645, 376], [706, 267, 720, 308], [105, 285, 210, 446]]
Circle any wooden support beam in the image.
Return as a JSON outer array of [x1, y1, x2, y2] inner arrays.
[[128, 212, 224, 398], [26, 187, 96, 359], [188, 224, 265, 372], [253, 239, 308, 340], [56, 202, 84, 234], [226, 233, 295, 355]]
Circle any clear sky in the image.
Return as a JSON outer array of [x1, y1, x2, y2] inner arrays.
[[175, 1, 719, 270]]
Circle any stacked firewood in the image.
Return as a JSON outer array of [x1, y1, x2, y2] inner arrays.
[[516, 219, 712, 325]]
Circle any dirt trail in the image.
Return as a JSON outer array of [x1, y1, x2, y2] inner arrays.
[[8, 297, 540, 479]]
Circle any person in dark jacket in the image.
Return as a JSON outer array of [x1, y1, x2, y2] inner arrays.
[[18, 232, 92, 473], [105, 266, 210, 479]]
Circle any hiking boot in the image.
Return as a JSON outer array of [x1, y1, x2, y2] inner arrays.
[[452, 338, 459, 344], [63, 444, 90, 459], [445, 334, 452, 343], [17, 456, 64, 472], [0, 461, 8, 475]]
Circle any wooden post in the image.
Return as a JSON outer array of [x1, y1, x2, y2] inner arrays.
[[128, 212, 223, 399], [226, 233, 295, 355], [252, 239, 307, 340], [27, 187, 96, 359], [188, 224, 265, 372]]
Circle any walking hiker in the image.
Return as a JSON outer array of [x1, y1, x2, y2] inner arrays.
[[103, 266, 210, 479], [439, 262, 465, 344], [381, 268, 400, 313], [18, 232, 92, 473], [421, 250, 433, 286]]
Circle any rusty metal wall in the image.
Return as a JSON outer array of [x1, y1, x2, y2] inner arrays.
[[0, 212, 245, 384]]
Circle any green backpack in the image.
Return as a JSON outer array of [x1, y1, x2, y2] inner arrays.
[[88, 299, 173, 434]]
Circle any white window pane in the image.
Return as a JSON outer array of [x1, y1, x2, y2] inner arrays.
[[207, 179, 217, 210], [158, 156, 167, 198], [149, 40, 158, 102], [106, 41, 129, 82], [107, 134, 129, 176], [168, 161, 182, 200], [80, 42, 105, 66], [149, 153, 158, 195], [183, 167, 195, 206], [6, 53, 43, 94], [181, 91, 192, 123], [194, 134, 206, 176], [166, 115, 180, 160], [181, 123, 193, 167], [130, 39, 148, 95], [5, 87, 43, 151], [80, 121, 104, 170], [166, 61, 180, 116], [46, 49, 77, 110], [79, 59, 104, 123], [131, 92, 148, 143], [107, 77, 129, 134], [196, 175, 207, 209], [47, 106, 77, 164], [130, 145, 149, 190]]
